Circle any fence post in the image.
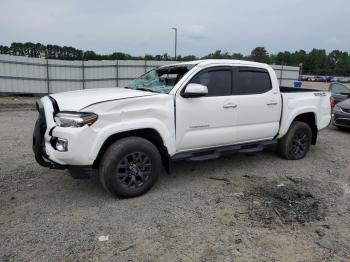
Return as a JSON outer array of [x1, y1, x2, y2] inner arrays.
[[115, 60, 119, 87], [46, 59, 50, 94], [280, 65, 283, 86], [144, 60, 147, 73], [82, 60, 85, 89]]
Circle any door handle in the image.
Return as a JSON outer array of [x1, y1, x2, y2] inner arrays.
[[266, 102, 278, 106], [223, 103, 238, 109]]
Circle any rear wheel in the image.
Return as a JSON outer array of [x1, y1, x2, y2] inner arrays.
[[99, 137, 161, 198], [278, 121, 312, 160]]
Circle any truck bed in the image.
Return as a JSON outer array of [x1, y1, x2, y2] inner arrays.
[[280, 86, 321, 93], [278, 87, 331, 139]]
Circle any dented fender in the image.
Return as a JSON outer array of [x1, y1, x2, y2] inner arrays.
[[82, 94, 176, 160]]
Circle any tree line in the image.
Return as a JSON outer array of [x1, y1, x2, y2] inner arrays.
[[0, 42, 349, 76]]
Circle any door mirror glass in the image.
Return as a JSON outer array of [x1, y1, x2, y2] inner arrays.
[[183, 83, 208, 98]]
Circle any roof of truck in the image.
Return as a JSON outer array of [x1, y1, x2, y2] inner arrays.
[[162, 59, 269, 69]]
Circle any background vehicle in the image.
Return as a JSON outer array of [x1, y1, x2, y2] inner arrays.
[[340, 77, 350, 83], [332, 98, 350, 129], [33, 60, 331, 198], [329, 82, 350, 106]]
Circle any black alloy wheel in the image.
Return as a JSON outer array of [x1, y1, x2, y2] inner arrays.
[[117, 152, 152, 189]]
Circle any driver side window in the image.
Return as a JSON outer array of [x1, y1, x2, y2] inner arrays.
[[190, 68, 232, 96]]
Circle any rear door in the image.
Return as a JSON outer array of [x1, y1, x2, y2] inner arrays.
[[233, 67, 282, 143], [175, 67, 238, 151]]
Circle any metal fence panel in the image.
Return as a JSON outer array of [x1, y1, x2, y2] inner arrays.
[[0, 54, 299, 94], [85, 60, 115, 82], [49, 81, 83, 94], [85, 80, 116, 89], [118, 60, 146, 81]]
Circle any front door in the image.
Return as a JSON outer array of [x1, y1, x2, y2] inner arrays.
[[175, 67, 238, 151]]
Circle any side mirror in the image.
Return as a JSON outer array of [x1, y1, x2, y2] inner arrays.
[[182, 83, 208, 98]]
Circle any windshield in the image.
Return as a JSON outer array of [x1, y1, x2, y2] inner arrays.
[[126, 64, 196, 94]]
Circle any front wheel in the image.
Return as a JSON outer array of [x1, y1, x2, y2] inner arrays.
[[278, 121, 312, 160], [99, 137, 162, 198]]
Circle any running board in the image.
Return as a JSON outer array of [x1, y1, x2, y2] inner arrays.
[[172, 140, 277, 161]]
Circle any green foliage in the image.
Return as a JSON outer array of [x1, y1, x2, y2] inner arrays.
[[249, 47, 270, 63], [0, 42, 349, 76]]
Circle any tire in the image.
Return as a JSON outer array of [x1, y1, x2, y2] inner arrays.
[[278, 121, 312, 160], [99, 137, 162, 198]]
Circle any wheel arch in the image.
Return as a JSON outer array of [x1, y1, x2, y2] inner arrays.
[[292, 112, 318, 145], [92, 128, 171, 171]]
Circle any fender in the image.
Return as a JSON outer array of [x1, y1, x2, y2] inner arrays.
[[88, 118, 176, 160], [278, 105, 318, 138]]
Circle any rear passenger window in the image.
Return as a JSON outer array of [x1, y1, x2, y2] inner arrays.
[[235, 68, 272, 95], [190, 69, 231, 96]]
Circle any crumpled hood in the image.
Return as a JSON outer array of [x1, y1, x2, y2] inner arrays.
[[50, 87, 156, 111]]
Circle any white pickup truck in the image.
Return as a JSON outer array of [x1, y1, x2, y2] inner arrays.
[[33, 60, 331, 198]]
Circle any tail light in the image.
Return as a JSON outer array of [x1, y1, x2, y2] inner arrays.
[[330, 97, 335, 109]]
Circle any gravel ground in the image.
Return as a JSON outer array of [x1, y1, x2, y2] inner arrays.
[[0, 110, 350, 262]]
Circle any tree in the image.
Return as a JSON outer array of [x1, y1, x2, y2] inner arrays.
[[202, 50, 231, 59], [275, 51, 292, 65], [307, 49, 329, 75], [231, 53, 244, 60], [249, 47, 270, 63], [83, 50, 99, 60], [181, 55, 197, 61], [329, 50, 349, 76]]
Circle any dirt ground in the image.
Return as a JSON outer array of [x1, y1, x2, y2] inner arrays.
[[0, 109, 350, 261], [301, 81, 349, 91], [0, 96, 38, 112]]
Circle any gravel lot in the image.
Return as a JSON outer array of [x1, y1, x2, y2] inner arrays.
[[1, 109, 350, 261]]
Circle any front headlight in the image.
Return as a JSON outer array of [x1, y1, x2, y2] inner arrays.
[[333, 104, 341, 112], [54, 112, 98, 128]]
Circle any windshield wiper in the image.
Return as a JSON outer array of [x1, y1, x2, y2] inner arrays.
[[124, 86, 158, 93], [135, 88, 158, 93]]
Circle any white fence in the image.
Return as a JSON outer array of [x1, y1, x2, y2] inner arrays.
[[0, 54, 300, 94]]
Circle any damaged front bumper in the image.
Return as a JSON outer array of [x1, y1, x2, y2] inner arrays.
[[32, 98, 66, 169], [32, 97, 96, 179]]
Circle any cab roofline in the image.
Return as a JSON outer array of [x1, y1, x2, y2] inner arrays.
[[159, 59, 268, 69]]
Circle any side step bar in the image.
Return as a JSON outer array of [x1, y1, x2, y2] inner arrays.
[[171, 140, 277, 161]]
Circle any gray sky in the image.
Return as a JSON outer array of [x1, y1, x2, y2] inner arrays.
[[0, 0, 349, 56]]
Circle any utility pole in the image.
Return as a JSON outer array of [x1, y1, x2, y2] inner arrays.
[[172, 27, 177, 60]]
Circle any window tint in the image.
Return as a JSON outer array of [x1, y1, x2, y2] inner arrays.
[[331, 83, 349, 95], [190, 69, 231, 96], [235, 68, 272, 95]]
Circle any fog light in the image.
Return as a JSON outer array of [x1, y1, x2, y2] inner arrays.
[[56, 138, 68, 152]]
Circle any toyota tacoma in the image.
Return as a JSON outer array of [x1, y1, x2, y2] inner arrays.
[[33, 60, 331, 198]]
